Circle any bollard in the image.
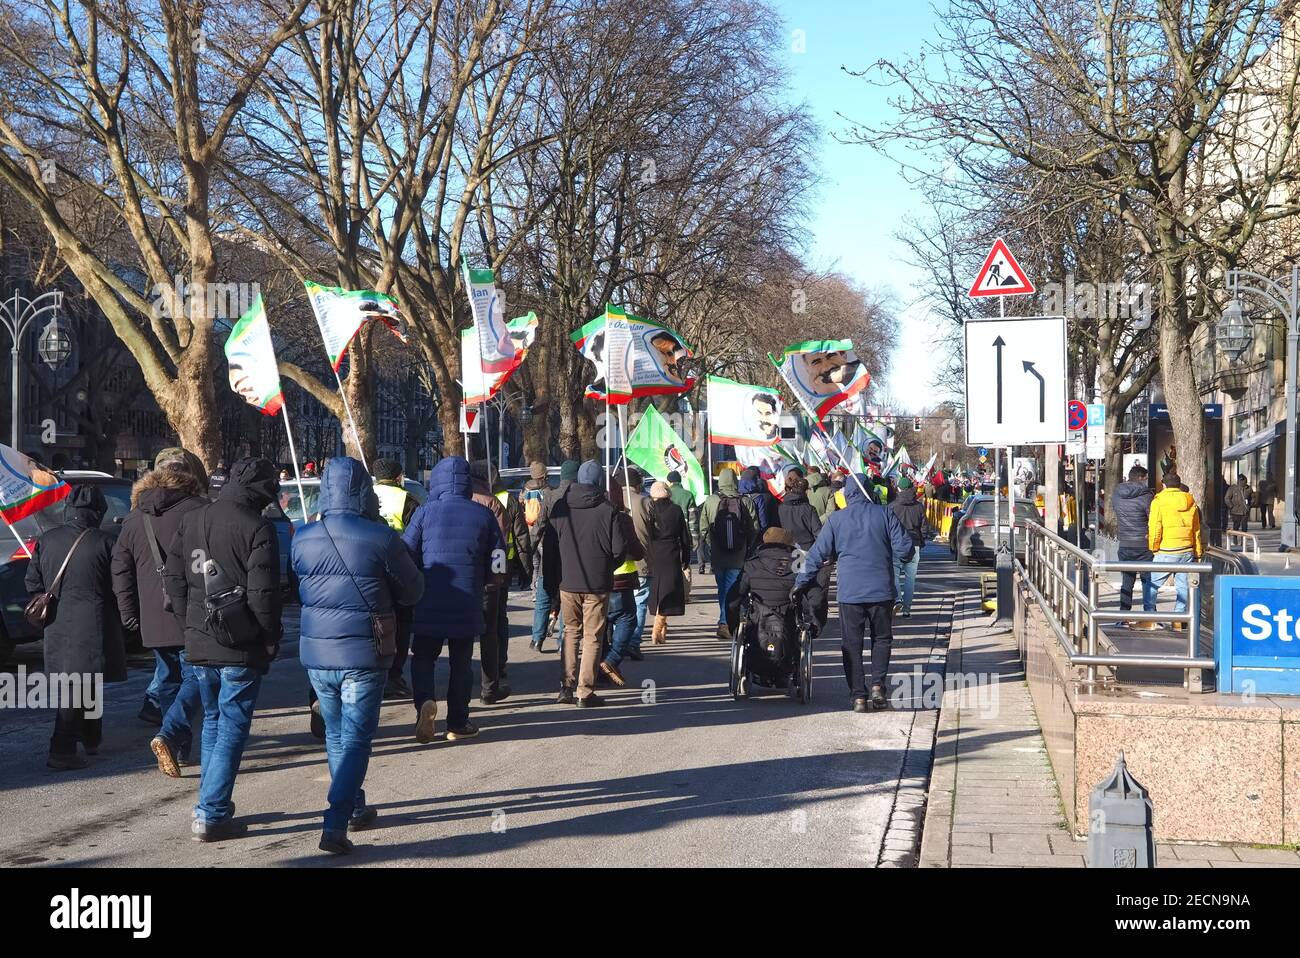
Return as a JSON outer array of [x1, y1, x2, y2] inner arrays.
[[1088, 752, 1155, 868], [992, 547, 1014, 627]]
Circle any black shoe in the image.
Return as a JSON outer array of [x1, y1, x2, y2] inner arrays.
[[627, 649, 645, 661], [319, 829, 354, 855], [446, 721, 479, 740], [480, 687, 512, 705], [349, 806, 379, 831], [310, 700, 326, 741], [869, 684, 888, 710], [138, 700, 163, 726], [383, 675, 411, 700], [529, 638, 542, 651], [556, 687, 576, 705], [576, 693, 606, 707], [852, 696, 870, 713], [46, 751, 87, 771], [191, 818, 248, 843]]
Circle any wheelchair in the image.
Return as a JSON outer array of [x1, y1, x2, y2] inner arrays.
[[728, 592, 816, 704]]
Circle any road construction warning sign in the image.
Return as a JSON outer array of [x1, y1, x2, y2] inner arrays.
[[969, 238, 1035, 298]]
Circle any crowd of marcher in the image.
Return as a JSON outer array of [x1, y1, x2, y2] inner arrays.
[[27, 449, 922, 855]]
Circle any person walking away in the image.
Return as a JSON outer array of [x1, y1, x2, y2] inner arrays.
[[404, 456, 505, 743], [739, 465, 778, 533], [550, 460, 626, 706], [666, 469, 700, 574], [164, 457, 282, 842], [113, 456, 208, 777], [643, 481, 692, 646], [1111, 464, 1157, 628], [889, 476, 927, 618], [29, 485, 124, 771], [794, 474, 914, 712], [371, 458, 420, 701], [292, 458, 423, 854], [1225, 474, 1252, 533], [528, 460, 577, 652], [470, 463, 512, 704], [600, 477, 646, 686], [805, 466, 832, 519], [777, 471, 828, 626], [702, 467, 758, 640], [725, 527, 805, 642], [1148, 471, 1203, 631], [1258, 474, 1277, 529], [621, 467, 655, 653], [492, 471, 532, 683]]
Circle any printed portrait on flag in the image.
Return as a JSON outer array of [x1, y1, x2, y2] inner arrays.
[[770, 339, 871, 422], [571, 308, 694, 401], [225, 295, 283, 416], [706, 376, 781, 447]]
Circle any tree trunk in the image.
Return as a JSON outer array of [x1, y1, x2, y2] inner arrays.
[[1157, 255, 1208, 517]]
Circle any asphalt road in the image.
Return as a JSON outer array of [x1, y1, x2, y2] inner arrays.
[[0, 543, 976, 867]]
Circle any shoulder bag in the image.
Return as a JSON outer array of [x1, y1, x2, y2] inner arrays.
[[25, 528, 93, 629]]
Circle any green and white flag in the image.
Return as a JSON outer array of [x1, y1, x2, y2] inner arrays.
[[624, 405, 707, 505], [706, 375, 781, 447], [769, 339, 871, 422], [461, 312, 539, 405], [570, 306, 695, 403], [225, 294, 283, 416], [304, 280, 404, 371], [461, 256, 518, 375]]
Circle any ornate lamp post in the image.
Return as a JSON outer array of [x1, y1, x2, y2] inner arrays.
[[0, 289, 65, 448]]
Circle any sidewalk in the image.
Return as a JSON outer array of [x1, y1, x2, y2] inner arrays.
[[917, 589, 1300, 867]]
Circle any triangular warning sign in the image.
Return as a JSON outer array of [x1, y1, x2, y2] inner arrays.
[[968, 238, 1035, 298], [460, 404, 481, 433]]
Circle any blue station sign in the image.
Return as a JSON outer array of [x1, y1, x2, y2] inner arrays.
[[1215, 576, 1300, 695]]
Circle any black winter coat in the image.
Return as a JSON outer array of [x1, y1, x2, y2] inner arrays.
[[726, 542, 799, 629], [112, 466, 208, 650], [164, 457, 282, 670], [778, 492, 823, 550], [646, 498, 691, 616], [27, 486, 125, 682], [550, 482, 627, 594], [1111, 480, 1154, 550], [890, 488, 928, 548]]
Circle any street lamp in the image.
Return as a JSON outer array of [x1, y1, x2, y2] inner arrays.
[[0, 289, 65, 449], [37, 317, 74, 369], [1223, 266, 1300, 549]]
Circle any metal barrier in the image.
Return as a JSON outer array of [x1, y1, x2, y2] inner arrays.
[[1221, 529, 1260, 561], [1017, 522, 1215, 691]]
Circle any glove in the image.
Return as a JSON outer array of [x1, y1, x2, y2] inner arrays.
[[790, 584, 809, 602], [123, 616, 140, 633]]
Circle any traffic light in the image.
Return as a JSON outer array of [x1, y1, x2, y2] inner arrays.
[[912, 417, 922, 432]]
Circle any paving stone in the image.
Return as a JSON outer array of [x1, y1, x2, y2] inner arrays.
[[1169, 844, 1241, 862], [1227, 846, 1300, 864], [991, 832, 1052, 855]]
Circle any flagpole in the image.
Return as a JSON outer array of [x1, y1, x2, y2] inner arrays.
[[705, 411, 713, 493], [618, 405, 633, 501], [279, 395, 310, 525], [0, 512, 31, 557], [330, 365, 369, 472]]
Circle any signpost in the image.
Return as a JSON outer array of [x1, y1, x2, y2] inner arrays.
[[965, 316, 1069, 447]]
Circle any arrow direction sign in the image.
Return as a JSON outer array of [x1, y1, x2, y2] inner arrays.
[[964, 316, 1067, 446]]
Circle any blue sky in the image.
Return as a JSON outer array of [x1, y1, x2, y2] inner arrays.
[[772, 0, 941, 412]]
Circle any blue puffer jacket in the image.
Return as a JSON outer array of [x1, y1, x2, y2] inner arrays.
[[796, 474, 915, 604], [402, 456, 505, 639], [739, 472, 776, 533], [293, 458, 424, 671]]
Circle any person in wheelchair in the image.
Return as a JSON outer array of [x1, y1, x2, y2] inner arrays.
[[725, 528, 820, 682]]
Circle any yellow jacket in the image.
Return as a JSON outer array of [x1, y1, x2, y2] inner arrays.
[[1148, 488, 1203, 556]]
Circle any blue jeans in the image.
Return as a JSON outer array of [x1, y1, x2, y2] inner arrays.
[[1152, 550, 1194, 614], [306, 668, 386, 832], [147, 648, 181, 709], [633, 576, 652, 649], [192, 665, 263, 825], [1117, 546, 1158, 613], [893, 550, 921, 612], [606, 589, 638, 666], [531, 575, 564, 646], [715, 567, 742, 623], [411, 634, 474, 729], [158, 649, 199, 760]]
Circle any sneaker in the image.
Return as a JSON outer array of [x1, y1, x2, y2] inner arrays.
[[556, 687, 577, 705], [319, 829, 354, 855], [599, 661, 627, 687], [1139, 620, 1166, 631], [446, 721, 479, 740], [529, 638, 542, 651], [893, 602, 903, 616], [716, 623, 731, 641], [46, 751, 87, 771], [191, 818, 248, 843], [310, 700, 326, 740], [576, 693, 606, 707], [150, 736, 182, 779], [415, 699, 438, 744], [902, 610, 912, 619], [138, 700, 163, 726], [480, 688, 511, 705], [627, 649, 645, 662], [1172, 622, 1186, 632], [852, 696, 870, 713], [349, 806, 379, 831], [869, 684, 888, 711]]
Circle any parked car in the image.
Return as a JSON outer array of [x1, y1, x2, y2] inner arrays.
[[0, 472, 133, 659], [275, 475, 428, 524], [497, 466, 560, 494], [951, 494, 1043, 566]]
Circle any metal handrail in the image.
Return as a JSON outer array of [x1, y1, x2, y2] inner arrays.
[[1221, 529, 1260, 561], [1017, 522, 1214, 692]]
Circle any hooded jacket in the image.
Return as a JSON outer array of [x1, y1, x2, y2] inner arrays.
[[164, 457, 282, 669], [1148, 487, 1203, 556], [550, 473, 627, 594], [1110, 480, 1154, 550], [778, 491, 822, 551], [796, 475, 915, 604], [667, 479, 698, 544], [739, 467, 778, 533], [702, 470, 758, 570], [112, 465, 209, 649], [293, 458, 424, 671], [402, 457, 505, 638], [27, 485, 125, 682], [806, 471, 832, 518], [889, 487, 928, 549]]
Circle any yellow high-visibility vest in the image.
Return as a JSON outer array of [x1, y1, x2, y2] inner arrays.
[[374, 483, 409, 532], [495, 490, 516, 559]]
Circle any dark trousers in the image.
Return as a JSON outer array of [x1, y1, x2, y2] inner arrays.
[[389, 605, 413, 683], [838, 600, 893, 697], [51, 708, 102, 757], [479, 587, 510, 697], [1261, 503, 1275, 528], [1117, 545, 1155, 613], [1231, 514, 1248, 532], [412, 634, 475, 729]]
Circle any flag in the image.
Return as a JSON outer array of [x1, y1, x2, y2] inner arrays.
[[461, 256, 517, 375], [624, 405, 707, 505], [304, 280, 404, 371], [769, 339, 871, 422], [0, 445, 70, 523], [706, 375, 781, 447], [831, 432, 865, 475], [571, 306, 695, 403], [917, 452, 938, 483], [225, 294, 283, 416], [461, 312, 539, 405]]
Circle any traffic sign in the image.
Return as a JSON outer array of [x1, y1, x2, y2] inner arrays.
[[968, 238, 1035, 298], [1086, 402, 1106, 460], [978, 447, 988, 458], [460, 403, 481, 433], [1068, 400, 1087, 432], [964, 315, 1068, 446]]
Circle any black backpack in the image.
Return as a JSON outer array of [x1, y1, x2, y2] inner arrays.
[[712, 496, 743, 552]]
